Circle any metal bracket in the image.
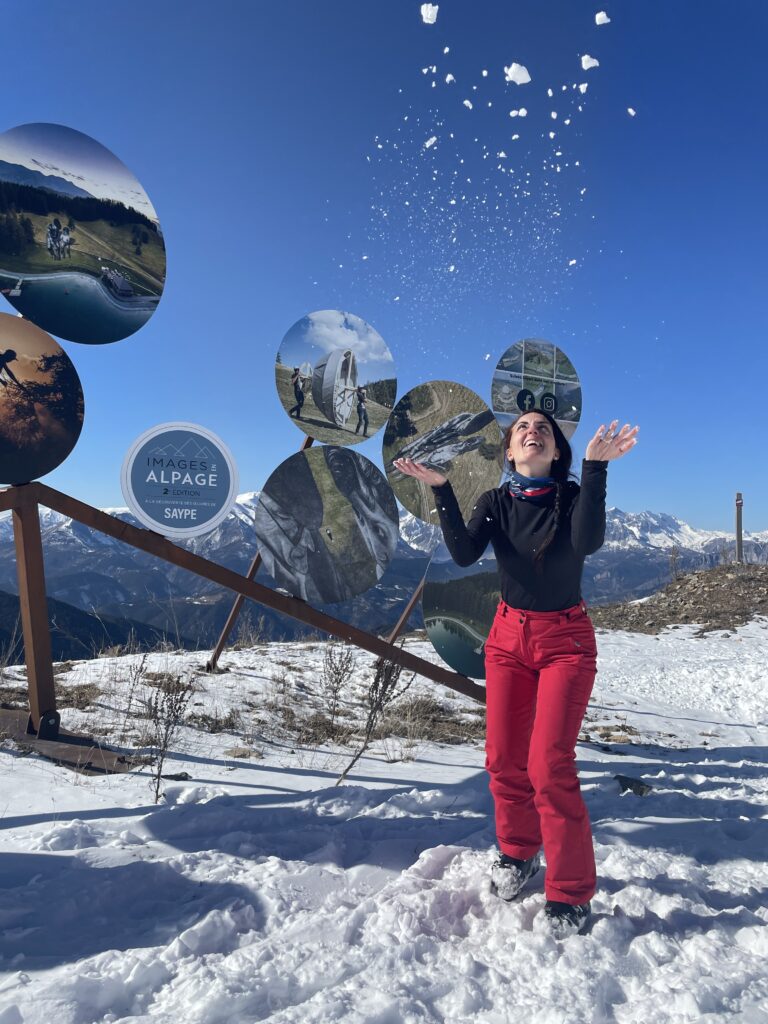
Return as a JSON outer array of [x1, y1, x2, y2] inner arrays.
[[27, 709, 61, 740]]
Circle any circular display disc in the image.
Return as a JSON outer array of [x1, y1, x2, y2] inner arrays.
[[422, 539, 498, 680], [254, 446, 399, 604], [383, 380, 503, 525], [0, 122, 165, 345], [121, 422, 238, 539], [491, 338, 582, 440], [275, 310, 397, 444], [0, 312, 84, 484]]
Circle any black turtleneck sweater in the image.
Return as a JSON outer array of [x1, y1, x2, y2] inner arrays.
[[431, 460, 608, 611]]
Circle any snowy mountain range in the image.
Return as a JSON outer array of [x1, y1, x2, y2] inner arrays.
[[0, 495, 765, 648]]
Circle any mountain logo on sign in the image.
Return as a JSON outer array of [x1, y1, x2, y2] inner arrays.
[[148, 440, 214, 460]]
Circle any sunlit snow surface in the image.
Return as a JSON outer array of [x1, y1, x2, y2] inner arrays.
[[1, 621, 768, 1022]]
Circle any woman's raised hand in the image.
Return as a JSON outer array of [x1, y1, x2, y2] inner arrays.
[[585, 420, 639, 462], [392, 457, 447, 487]]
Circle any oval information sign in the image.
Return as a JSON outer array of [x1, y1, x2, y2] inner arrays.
[[121, 422, 238, 538]]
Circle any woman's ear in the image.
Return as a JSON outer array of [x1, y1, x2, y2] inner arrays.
[[553, 448, 561, 461]]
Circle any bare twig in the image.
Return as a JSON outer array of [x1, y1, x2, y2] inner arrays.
[[336, 644, 414, 786]]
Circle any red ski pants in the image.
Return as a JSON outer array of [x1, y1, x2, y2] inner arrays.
[[484, 600, 597, 905]]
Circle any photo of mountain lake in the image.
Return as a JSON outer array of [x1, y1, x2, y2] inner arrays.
[[0, 122, 165, 345], [422, 543, 499, 680]]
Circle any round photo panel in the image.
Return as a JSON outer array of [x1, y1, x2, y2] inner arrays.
[[275, 310, 397, 445], [422, 539, 498, 680], [0, 312, 84, 484], [121, 423, 239, 539], [491, 338, 582, 441], [383, 380, 503, 526], [254, 446, 399, 604], [0, 122, 165, 345]]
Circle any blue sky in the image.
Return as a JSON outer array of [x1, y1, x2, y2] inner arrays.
[[3, 0, 766, 530]]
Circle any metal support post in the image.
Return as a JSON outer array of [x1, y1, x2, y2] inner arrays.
[[206, 434, 315, 671], [11, 493, 59, 738]]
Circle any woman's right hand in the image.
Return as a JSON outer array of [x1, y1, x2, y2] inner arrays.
[[392, 458, 447, 487]]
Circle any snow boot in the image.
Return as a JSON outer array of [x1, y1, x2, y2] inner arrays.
[[490, 851, 541, 901], [542, 900, 592, 938]]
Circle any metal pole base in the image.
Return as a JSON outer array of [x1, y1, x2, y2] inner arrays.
[[27, 709, 60, 740]]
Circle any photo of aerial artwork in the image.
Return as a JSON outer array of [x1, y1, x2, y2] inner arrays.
[[0, 122, 165, 345], [383, 380, 503, 526], [253, 445, 400, 604], [491, 338, 582, 440], [0, 312, 84, 484], [275, 309, 397, 445], [422, 540, 499, 681]]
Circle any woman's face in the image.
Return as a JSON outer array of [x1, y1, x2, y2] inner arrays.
[[507, 413, 559, 475]]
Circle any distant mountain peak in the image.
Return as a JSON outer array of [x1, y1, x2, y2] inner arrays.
[[0, 159, 94, 200]]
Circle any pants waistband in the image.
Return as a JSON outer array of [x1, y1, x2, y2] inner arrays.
[[497, 600, 588, 623]]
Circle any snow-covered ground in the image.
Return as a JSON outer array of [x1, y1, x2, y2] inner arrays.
[[1, 621, 767, 1023]]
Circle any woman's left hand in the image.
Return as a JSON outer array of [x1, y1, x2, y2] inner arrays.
[[585, 420, 639, 461]]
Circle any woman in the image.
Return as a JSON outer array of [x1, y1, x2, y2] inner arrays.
[[353, 384, 369, 437], [394, 411, 638, 938], [289, 367, 305, 420]]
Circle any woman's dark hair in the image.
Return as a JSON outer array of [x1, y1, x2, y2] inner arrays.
[[503, 409, 575, 569]]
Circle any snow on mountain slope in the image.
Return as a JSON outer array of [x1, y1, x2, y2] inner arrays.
[[0, 623, 767, 1023]]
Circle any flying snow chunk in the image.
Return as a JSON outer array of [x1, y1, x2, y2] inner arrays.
[[463, 99, 473, 109], [628, 107, 637, 117], [443, 46, 450, 54], [578, 83, 589, 94], [484, 353, 491, 360], [482, 69, 489, 77], [595, 10, 611, 24], [497, 150, 507, 158], [547, 87, 554, 98], [504, 63, 531, 86], [581, 54, 600, 71], [420, 3, 439, 24], [551, 111, 558, 119], [568, 259, 577, 266], [424, 136, 438, 149], [445, 73, 455, 83]]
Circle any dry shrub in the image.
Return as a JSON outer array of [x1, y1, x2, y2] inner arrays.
[[56, 682, 102, 710]]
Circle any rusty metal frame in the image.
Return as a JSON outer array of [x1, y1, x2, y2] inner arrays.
[[0, 481, 484, 739], [206, 433, 314, 672]]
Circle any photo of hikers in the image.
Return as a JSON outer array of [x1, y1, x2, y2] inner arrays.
[[0, 312, 84, 484], [0, 122, 166, 345], [491, 338, 582, 439], [253, 446, 400, 604], [383, 380, 503, 525], [275, 309, 397, 445], [422, 542, 500, 680]]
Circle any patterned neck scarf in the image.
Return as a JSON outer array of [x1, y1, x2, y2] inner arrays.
[[507, 470, 556, 505]]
